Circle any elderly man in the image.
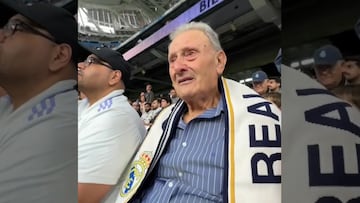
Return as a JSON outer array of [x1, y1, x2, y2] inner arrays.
[[116, 21, 281, 203], [77, 47, 146, 203], [313, 44, 346, 90], [0, 1, 77, 202]]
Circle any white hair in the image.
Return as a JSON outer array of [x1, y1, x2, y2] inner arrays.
[[169, 21, 223, 51]]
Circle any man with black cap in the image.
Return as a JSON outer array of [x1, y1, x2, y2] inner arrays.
[[78, 47, 146, 203], [251, 70, 269, 94], [0, 1, 77, 202], [313, 44, 346, 90]]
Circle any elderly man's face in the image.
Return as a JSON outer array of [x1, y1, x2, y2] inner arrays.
[[168, 30, 226, 101], [0, 14, 56, 84], [314, 61, 344, 90]]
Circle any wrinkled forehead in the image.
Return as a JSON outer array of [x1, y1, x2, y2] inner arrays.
[[169, 30, 210, 50]]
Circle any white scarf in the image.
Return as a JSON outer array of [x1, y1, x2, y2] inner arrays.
[[115, 77, 281, 203]]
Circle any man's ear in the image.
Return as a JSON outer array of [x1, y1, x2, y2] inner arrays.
[[49, 44, 72, 72], [108, 70, 122, 86], [216, 50, 227, 75]]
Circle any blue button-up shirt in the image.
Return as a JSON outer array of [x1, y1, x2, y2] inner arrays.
[[140, 97, 225, 203]]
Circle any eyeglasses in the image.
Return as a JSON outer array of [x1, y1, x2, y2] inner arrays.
[[2, 20, 56, 43], [83, 57, 113, 69]]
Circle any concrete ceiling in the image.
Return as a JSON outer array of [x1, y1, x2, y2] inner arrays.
[[282, 0, 360, 66]]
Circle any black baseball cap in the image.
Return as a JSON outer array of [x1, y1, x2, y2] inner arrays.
[[0, 0, 78, 62], [252, 70, 268, 83], [313, 45, 343, 67], [80, 46, 132, 87]]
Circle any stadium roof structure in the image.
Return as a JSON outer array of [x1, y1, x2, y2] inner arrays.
[[78, 0, 182, 47]]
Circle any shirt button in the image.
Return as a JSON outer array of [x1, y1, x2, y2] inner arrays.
[[168, 182, 173, 188], [182, 142, 187, 147], [178, 172, 183, 177]]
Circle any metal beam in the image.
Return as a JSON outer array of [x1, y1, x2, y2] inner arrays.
[[131, 0, 160, 20], [147, 0, 166, 13], [149, 48, 168, 60]]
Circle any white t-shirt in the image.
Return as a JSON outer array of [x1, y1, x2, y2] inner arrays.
[[78, 89, 146, 202], [0, 80, 77, 203]]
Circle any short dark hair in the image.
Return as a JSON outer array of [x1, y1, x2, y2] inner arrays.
[[268, 76, 281, 84], [161, 96, 172, 104], [344, 55, 360, 67]]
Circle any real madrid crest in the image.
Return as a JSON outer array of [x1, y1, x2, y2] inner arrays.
[[120, 151, 153, 198]]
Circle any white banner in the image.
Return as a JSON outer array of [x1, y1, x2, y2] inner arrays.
[[282, 65, 360, 203]]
